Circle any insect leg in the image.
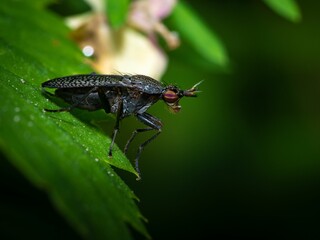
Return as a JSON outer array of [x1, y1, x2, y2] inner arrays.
[[124, 127, 153, 154], [42, 88, 56, 97], [107, 98, 123, 158], [44, 87, 98, 112], [131, 112, 162, 180], [97, 88, 111, 113]]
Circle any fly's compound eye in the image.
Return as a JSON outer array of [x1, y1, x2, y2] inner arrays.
[[163, 89, 179, 103], [163, 88, 182, 113]]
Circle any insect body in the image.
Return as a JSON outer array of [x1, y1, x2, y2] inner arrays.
[[42, 73, 201, 180]]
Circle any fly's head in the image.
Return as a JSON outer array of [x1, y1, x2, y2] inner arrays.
[[162, 81, 203, 113]]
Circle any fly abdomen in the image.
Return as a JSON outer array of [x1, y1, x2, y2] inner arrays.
[[55, 88, 104, 111]]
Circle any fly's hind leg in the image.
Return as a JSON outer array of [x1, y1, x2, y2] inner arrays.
[[127, 112, 162, 180]]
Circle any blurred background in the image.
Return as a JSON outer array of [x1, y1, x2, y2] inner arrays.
[[118, 0, 320, 238], [2, 0, 320, 239]]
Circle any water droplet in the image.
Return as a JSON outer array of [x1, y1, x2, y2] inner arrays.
[[95, 158, 99, 162], [13, 115, 21, 122], [20, 78, 25, 84]]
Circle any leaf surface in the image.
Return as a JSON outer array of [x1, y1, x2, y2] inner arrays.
[[0, 1, 148, 239]]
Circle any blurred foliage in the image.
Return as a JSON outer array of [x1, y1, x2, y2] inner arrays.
[[263, 0, 301, 22], [106, 0, 130, 28], [168, 1, 229, 69], [48, 0, 91, 16]]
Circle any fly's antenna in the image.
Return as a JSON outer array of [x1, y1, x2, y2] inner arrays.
[[183, 80, 204, 97]]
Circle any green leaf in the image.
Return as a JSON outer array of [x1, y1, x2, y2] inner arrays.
[[263, 0, 302, 22], [169, 1, 229, 68], [105, 0, 130, 28], [0, 1, 149, 239]]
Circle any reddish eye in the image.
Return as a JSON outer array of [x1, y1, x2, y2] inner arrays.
[[163, 90, 179, 103]]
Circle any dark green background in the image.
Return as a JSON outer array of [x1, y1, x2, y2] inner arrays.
[[2, 0, 320, 239], [120, 1, 320, 239]]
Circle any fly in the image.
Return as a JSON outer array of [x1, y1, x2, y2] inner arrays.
[[42, 73, 202, 180]]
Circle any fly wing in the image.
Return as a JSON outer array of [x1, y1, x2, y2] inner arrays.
[[42, 74, 124, 88], [42, 74, 164, 94]]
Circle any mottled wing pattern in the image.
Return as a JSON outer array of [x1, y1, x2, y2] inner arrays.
[[42, 74, 165, 94]]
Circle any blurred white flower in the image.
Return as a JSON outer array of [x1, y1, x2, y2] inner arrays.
[[66, 0, 179, 79], [128, 0, 179, 49]]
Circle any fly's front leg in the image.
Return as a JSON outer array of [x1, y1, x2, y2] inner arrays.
[[97, 88, 121, 158], [44, 87, 98, 112], [128, 112, 162, 180]]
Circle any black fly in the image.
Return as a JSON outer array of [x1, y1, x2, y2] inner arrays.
[[42, 73, 201, 180]]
